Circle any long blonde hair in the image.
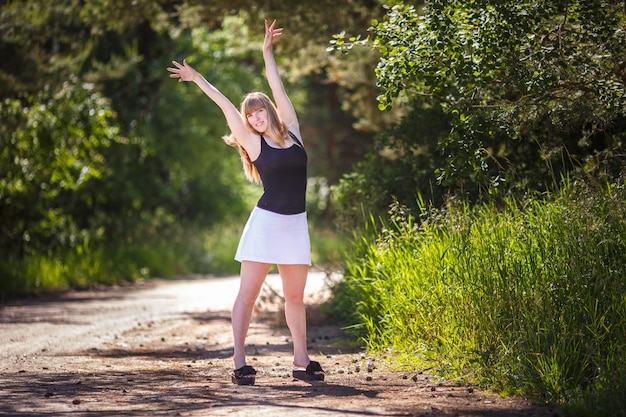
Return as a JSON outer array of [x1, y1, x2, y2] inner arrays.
[[223, 92, 289, 183]]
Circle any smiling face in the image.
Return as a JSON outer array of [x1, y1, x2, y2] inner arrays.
[[246, 108, 268, 134], [241, 92, 281, 136]]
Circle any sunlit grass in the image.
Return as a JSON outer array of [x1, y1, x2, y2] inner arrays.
[[331, 179, 626, 416], [0, 229, 208, 298]]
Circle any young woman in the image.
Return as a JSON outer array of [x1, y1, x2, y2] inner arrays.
[[167, 20, 325, 385]]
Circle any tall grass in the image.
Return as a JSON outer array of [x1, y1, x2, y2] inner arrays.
[[0, 227, 213, 298], [332, 179, 626, 416]]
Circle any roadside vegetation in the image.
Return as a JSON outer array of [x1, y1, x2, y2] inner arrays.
[[328, 178, 626, 416], [325, 2, 626, 416]]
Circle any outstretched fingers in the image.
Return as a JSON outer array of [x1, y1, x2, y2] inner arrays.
[[166, 60, 181, 76], [167, 59, 193, 82], [264, 19, 283, 43]]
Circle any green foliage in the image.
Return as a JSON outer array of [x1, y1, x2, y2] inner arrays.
[[332, 101, 453, 228], [330, 178, 626, 414], [330, 0, 626, 208], [0, 80, 120, 257], [0, 0, 172, 98], [0, 224, 218, 298]]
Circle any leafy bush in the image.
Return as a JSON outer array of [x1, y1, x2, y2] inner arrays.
[[331, 1, 626, 225], [0, 80, 120, 259]]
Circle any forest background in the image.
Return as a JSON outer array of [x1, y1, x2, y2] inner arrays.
[[1, 1, 625, 416]]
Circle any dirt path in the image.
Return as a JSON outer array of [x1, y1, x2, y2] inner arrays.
[[0, 271, 562, 416]]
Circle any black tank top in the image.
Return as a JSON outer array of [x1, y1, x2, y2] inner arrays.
[[253, 132, 307, 215]]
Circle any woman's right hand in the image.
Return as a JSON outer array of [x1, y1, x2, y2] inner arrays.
[[167, 59, 197, 82]]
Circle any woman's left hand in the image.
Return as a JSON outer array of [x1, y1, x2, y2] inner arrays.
[[264, 19, 283, 50]]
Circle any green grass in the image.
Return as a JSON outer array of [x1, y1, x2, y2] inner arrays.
[[0, 206, 350, 299], [0, 228, 210, 298], [330, 179, 626, 416]]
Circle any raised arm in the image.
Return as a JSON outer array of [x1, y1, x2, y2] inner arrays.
[[167, 59, 260, 156], [263, 20, 300, 138]]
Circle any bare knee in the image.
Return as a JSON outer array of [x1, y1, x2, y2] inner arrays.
[[235, 290, 259, 308], [283, 293, 305, 306]]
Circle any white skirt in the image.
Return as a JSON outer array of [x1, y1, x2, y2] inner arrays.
[[235, 207, 311, 265]]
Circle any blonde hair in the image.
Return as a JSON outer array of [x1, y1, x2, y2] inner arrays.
[[223, 92, 289, 183]]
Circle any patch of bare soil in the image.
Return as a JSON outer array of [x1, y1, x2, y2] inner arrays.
[[0, 277, 564, 417]]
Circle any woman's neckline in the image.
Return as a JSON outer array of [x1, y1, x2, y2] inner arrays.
[[262, 135, 295, 149]]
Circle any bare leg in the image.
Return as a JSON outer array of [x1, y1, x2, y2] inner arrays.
[[232, 261, 271, 369], [277, 263, 310, 367]]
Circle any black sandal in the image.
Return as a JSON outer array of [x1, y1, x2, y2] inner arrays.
[[293, 361, 325, 381], [231, 365, 257, 385]]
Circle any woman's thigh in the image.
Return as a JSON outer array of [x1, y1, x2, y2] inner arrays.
[[277, 264, 309, 302], [238, 261, 272, 301]]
